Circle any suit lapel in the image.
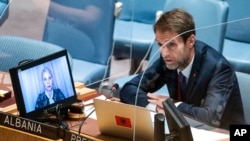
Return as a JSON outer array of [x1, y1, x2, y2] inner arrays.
[[185, 42, 204, 101]]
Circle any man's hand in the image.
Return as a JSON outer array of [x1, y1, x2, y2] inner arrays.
[[147, 93, 170, 113]]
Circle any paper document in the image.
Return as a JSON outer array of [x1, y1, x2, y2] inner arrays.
[[191, 127, 229, 141]]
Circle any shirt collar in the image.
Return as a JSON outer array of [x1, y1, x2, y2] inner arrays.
[[178, 54, 195, 81]]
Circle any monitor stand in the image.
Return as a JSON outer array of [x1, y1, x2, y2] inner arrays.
[[35, 104, 69, 130]]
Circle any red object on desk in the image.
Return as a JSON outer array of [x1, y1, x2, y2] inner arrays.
[[115, 115, 132, 128]]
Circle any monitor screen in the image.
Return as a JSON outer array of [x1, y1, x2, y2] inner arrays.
[[163, 99, 193, 141], [9, 50, 77, 120]]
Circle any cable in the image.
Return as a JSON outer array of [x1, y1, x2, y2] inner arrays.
[[78, 107, 95, 134]]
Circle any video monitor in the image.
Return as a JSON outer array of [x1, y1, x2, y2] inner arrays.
[[163, 99, 193, 141], [9, 50, 77, 120]]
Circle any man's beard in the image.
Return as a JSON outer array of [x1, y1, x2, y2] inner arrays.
[[166, 63, 178, 70], [165, 57, 189, 70]]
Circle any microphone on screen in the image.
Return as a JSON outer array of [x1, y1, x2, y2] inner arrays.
[[78, 83, 120, 134]]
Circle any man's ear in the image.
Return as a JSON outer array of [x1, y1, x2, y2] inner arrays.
[[187, 34, 195, 48]]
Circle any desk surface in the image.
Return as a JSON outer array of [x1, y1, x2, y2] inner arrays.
[[0, 71, 229, 141]]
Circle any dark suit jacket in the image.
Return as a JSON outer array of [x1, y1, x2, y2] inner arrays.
[[120, 40, 245, 129], [35, 88, 65, 110]]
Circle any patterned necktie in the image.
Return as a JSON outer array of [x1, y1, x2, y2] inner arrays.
[[178, 71, 186, 100]]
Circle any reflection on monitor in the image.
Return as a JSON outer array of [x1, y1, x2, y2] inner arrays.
[[163, 99, 193, 141], [9, 50, 77, 120]]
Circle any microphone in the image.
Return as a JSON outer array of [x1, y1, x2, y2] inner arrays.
[[78, 83, 119, 134], [105, 83, 120, 102], [111, 83, 119, 93], [109, 83, 119, 98]]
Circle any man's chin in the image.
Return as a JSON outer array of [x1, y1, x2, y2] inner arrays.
[[166, 64, 177, 70]]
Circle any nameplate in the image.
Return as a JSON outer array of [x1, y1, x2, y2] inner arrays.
[[0, 111, 60, 140], [64, 130, 98, 141]]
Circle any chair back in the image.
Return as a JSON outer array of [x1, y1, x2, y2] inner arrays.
[[43, 0, 116, 87], [0, 35, 65, 72], [118, 0, 165, 24], [225, 0, 250, 44], [113, 0, 165, 62], [0, 0, 9, 26], [236, 72, 250, 124], [163, 0, 229, 53], [43, 0, 115, 65], [221, 0, 250, 74]]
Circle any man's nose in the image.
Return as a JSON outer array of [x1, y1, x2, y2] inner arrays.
[[161, 47, 170, 57]]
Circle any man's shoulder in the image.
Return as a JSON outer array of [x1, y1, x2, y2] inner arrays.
[[194, 40, 233, 73], [195, 40, 227, 61], [195, 40, 219, 53]]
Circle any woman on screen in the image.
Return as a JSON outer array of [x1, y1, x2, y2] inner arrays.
[[35, 67, 65, 109]]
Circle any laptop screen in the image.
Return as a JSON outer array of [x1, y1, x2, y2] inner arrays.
[[9, 50, 77, 119]]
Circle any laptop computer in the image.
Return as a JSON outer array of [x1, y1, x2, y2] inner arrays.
[[93, 98, 154, 141]]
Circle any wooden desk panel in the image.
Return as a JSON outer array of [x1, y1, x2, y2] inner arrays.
[[0, 126, 62, 141]]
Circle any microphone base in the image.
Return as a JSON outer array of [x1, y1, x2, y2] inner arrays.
[[67, 112, 85, 120], [67, 101, 85, 120]]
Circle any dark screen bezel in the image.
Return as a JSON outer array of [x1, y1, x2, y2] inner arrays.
[[9, 50, 77, 119], [163, 99, 193, 141]]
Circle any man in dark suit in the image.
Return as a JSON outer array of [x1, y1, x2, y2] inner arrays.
[[119, 8, 245, 129]]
